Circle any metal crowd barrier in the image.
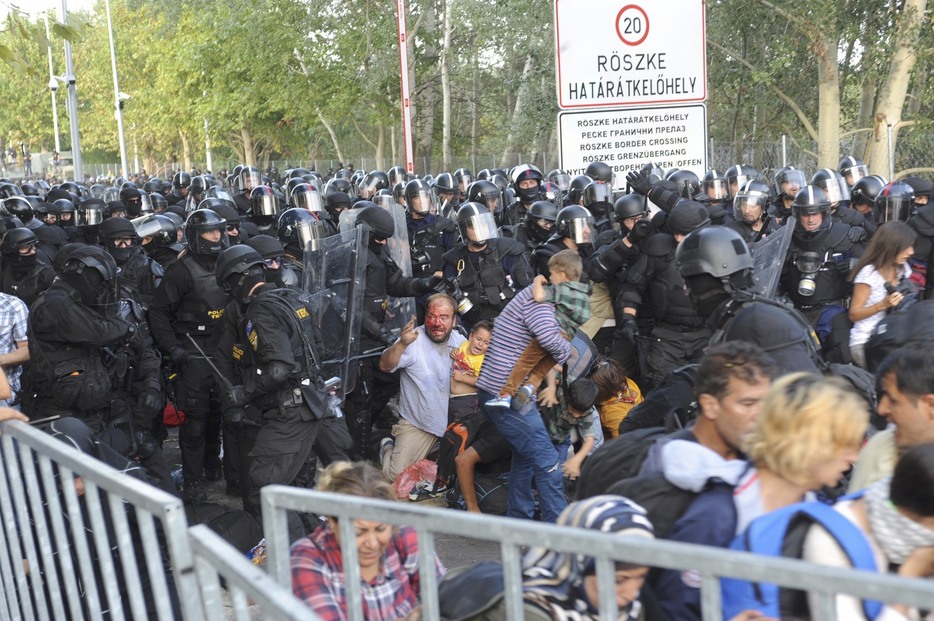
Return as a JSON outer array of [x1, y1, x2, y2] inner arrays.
[[262, 486, 934, 621], [0, 420, 315, 621], [187, 525, 321, 621]]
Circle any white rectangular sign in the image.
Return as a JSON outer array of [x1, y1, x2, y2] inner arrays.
[[558, 104, 708, 186], [554, 0, 706, 109]]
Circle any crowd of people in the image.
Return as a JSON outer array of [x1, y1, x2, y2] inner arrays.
[[1, 156, 934, 619]]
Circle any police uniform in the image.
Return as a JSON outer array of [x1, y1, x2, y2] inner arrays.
[[237, 284, 323, 518], [0, 258, 55, 308], [150, 251, 231, 492], [116, 247, 165, 311], [442, 237, 534, 327]]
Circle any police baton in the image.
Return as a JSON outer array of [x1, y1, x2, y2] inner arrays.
[[185, 334, 235, 395]]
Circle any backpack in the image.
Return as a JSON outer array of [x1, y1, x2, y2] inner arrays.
[[721, 498, 882, 621], [435, 413, 484, 490], [575, 427, 695, 500]]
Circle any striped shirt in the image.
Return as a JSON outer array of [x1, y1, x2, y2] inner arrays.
[[477, 287, 573, 396], [0, 293, 28, 402]]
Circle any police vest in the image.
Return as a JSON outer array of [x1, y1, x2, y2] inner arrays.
[[174, 254, 230, 338], [643, 234, 705, 327], [1, 264, 50, 307], [408, 215, 451, 277], [119, 251, 163, 310], [786, 223, 853, 307], [445, 239, 518, 319]]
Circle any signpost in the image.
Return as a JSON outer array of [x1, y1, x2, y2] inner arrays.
[[554, 0, 706, 109], [558, 104, 708, 187], [554, 0, 708, 177]]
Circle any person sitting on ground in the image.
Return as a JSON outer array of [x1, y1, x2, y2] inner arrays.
[[291, 461, 444, 621], [486, 249, 590, 410], [588, 357, 642, 439]]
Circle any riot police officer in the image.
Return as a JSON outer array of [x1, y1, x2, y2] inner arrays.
[[214, 246, 324, 525], [726, 179, 777, 244], [532, 204, 596, 280], [405, 179, 456, 320], [233, 167, 263, 214], [780, 186, 865, 356], [500, 164, 544, 226], [100, 217, 164, 311], [150, 209, 231, 503], [618, 201, 712, 389], [442, 202, 533, 327], [134, 213, 185, 268], [0, 228, 55, 307], [72, 199, 106, 246], [167, 171, 191, 207], [344, 204, 444, 459], [277, 207, 328, 287], [501, 200, 557, 257]]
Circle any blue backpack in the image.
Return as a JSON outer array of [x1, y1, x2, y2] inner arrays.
[[720, 498, 883, 620]]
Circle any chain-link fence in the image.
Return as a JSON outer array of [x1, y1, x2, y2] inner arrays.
[[77, 130, 934, 182]]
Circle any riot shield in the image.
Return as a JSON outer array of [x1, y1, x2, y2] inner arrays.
[[749, 217, 795, 298], [303, 226, 366, 397], [338, 204, 417, 339]]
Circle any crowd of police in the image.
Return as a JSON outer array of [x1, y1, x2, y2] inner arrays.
[[0, 155, 927, 522]]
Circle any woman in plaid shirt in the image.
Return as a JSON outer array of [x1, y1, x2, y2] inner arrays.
[[291, 461, 444, 620]]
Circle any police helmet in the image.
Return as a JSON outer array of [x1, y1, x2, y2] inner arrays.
[[465, 180, 502, 214], [875, 181, 915, 223], [405, 179, 436, 215], [278, 208, 327, 251], [456, 202, 499, 245], [355, 203, 395, 239], [1, 228, 38, 256], [215, 245, 265, 290], [555, 204, 595, 244], [667, 201, 711, 235], [850, 175, 888, 209], [185, 209, 229, 256], [585, 161, 614, 185], [613, 194, 648, 222], [839, 156, 869, 186]]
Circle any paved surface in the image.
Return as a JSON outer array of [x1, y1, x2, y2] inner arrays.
[[162, 426, 502, 571]]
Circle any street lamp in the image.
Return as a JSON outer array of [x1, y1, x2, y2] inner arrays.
[[57, 0, 82, 181], [104, 0, 128, 177], [44, 14, 61, 155]]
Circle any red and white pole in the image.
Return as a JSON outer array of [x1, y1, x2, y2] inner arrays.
[[396, 0, 415, 174]]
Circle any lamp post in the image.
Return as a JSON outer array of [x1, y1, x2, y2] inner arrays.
[[44, 14, 61, 155], [58, 0, 82, 181], [104, 0, 129, 177]]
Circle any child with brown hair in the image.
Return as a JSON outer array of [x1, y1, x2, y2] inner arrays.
[[485, 249, 591, 410], [589, 356, 643, 439]]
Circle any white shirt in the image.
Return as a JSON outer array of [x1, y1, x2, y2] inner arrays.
[[849, 263, 912, 349], [391, 326, 466, 437]]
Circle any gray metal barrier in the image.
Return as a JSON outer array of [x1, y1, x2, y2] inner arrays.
[[187, 525, 321, 621], [262, 486, 934, 621], [0, 419, 202, 621]]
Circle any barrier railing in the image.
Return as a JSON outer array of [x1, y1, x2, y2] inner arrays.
[[187, 525, 321, 621], [0, 420, 202, 621], [262, 486, 934, 621], [0, 420, 317, 621]]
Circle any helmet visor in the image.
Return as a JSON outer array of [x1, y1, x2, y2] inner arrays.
[[778, 170, 806, 197], [252, 195, 279, 217], [822, 179, 844, 204], [726, 174, 749, 199], [138, 193, 154, 214], [704, 179, 728, 200], [733, 194, 768, 223], [295, 220, 326, 252], [240, 170, 263, 192], [461, 212, 499, 244], [408, 189, 437, 215], [79, 207, 104, 227], [877, 196, 913, 223], [842, 164, 869, 186], [550, 172, 571, 191], [101, 187, 120, 204], [358, 176, 383, 197], [566, 216, 595, 244], [294, 191, 325, 213]]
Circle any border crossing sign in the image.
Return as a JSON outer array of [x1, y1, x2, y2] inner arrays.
[[554, 0, 707, 109]]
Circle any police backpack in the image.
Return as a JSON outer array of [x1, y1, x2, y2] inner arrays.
[[720, 498, 883, 620]]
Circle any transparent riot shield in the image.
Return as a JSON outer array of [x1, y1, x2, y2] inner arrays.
[[750, 217, 795, 298], [338, 204, 417, 339], [303, 226, 366, 397]]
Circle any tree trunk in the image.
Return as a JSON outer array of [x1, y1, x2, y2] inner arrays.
[[391, 125, 398, 166], [376, 124, 385, 171], [500, 54, 535, 167], [179, 130, 191, 171], [316, 108, 344, 164], [853, 77, 877, 160], [815, 33, 841, 168], [867, 0, 927, 176], [240, 126, 256, 168], [440, 0, 454, 171], [470, 49, 479, 169]]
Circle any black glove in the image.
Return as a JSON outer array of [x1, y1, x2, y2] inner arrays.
[[847, 226, 867, 243], [168, 346, 189, 366], [626, 170, 654, 196], [427, 274, 445, 290], [224, 385, 247, 409], [136, 389, 163, 416], [618, 315, 638, 342], [134, 431, 159, 460], [223, 406, 247, 428], [626, 219, 653, 245]]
